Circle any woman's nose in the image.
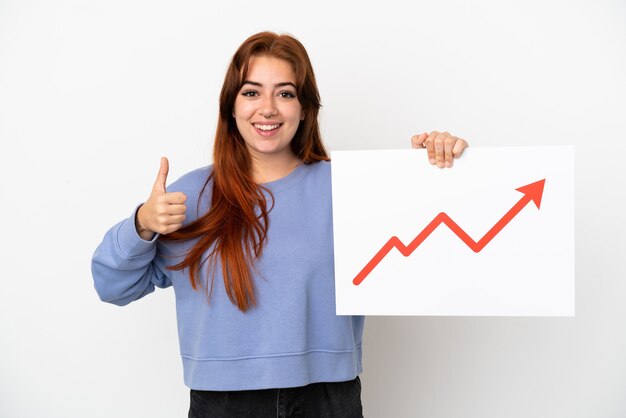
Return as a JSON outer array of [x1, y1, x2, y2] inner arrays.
[[258, 96, 277, 118]]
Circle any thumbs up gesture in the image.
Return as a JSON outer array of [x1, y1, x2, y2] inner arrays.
[[135, 157, 187, 240]]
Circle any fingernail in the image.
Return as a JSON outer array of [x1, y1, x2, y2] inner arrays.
[[430, 158, 436, 164]]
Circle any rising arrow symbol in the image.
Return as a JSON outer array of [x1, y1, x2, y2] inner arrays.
[[353, 179, 546, 286]]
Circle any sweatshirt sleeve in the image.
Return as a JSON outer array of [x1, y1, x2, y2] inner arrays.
[[91, 202, 173, 306]]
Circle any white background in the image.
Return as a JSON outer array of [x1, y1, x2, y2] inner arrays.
[[332, 147, 575, 316], [1, 1, 625, 417]]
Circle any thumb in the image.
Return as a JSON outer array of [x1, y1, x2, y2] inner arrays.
[[411, 132, 428, 149], [153, 156, 169, 193]]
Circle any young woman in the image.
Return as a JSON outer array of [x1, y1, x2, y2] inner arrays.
[[91, 31, 468, 418]]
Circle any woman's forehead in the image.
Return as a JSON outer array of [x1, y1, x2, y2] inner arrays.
[[244, 55, 296, 82]]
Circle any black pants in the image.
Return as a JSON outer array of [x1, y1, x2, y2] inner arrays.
[[188, 376, 363, 418]]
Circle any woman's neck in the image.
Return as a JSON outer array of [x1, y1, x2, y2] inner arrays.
[[250, 152, 302, 184]]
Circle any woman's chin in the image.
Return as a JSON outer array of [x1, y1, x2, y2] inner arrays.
[[247, 143, 292, 158]]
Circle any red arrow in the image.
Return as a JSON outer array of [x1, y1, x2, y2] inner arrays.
[[352, 179, 546, 286]]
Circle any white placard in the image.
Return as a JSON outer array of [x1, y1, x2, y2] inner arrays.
[[331, 146, 575, 316]]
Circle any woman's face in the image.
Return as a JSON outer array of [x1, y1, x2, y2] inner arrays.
[[233, 55, 304, 161]]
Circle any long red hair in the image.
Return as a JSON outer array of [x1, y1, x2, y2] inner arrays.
[[159, 32, 329, 312]]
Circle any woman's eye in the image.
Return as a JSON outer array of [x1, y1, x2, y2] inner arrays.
[[242, 91, 258, 97], [279, 91, 296, 98]]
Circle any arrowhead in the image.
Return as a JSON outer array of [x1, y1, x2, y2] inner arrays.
[[515, 179, 546, 209]]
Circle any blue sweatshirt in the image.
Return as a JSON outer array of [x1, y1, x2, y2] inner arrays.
[[91, 161, 364, 391]]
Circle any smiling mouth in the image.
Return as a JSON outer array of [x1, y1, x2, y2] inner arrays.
[[253, 123, 282, 131]]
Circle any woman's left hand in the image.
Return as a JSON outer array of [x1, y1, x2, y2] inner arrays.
[[411, 131, 469, 168]]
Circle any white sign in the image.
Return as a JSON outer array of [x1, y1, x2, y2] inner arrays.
[[331, 146, 575, 316]]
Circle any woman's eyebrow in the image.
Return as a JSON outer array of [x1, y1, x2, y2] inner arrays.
[[242, 80, 297, 89]]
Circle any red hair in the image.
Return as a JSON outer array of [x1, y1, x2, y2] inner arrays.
[[159, 32, 329, 312]]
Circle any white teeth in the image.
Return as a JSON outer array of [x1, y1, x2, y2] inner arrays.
[[254, 124, 280, 131]]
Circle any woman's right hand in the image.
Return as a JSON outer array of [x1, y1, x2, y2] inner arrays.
[[135, 157, 187, 240]]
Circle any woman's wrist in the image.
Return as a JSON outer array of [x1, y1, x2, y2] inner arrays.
[[135, 204, 156, 240]]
